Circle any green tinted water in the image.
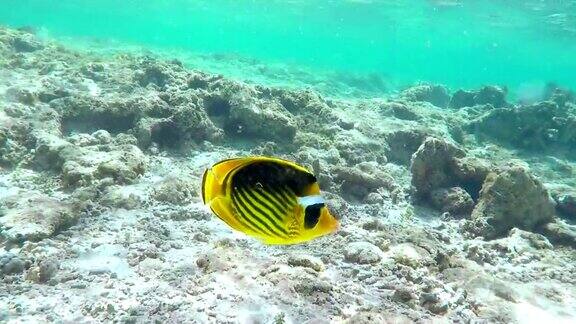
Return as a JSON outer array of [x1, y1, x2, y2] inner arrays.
[[1, 0, 575, 94]]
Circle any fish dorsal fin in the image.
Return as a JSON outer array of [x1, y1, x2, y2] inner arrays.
[[209, 158, 253, 185]]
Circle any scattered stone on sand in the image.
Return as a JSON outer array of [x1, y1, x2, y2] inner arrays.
[[26, 259, 59, 283], [465, 228, 553, 266], [542, 220, 576, 247], [195, 248, 235, 274], [344, 242, 382, 264], [287, 254, 325, 272], [466, 165, 556, 239], [553, 191, 576, 220], [265, 266, 333, 297], [0, 253, 26, 275], [389, 243, 431, 268], [344, 312, 387, 324], [0, 193, 77, 243], [150, 176, 197, 205], [333, 162, 397, 200], [100, 186, 142, 210]]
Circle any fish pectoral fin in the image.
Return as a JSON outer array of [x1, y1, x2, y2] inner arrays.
[[209, 197, 246, 233]]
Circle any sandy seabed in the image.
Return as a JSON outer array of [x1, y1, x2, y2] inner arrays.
[[1, 26, 576, 323]]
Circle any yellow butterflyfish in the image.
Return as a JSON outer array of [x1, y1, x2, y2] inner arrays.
[[202, 156, 339, 245]]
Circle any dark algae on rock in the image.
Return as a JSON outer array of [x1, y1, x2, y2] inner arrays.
[[1, 25, 576, 323]]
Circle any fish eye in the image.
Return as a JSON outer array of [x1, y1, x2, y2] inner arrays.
[[304, 203, 324, 229]]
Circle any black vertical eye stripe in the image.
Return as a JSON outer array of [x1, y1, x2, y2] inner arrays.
[[236, 187, 288, 237], [231, 191, 270, 236], [304, 203, 324, 229], [241, 186, 285, 224]]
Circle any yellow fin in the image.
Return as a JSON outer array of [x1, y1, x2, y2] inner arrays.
[[249, 156, 315, 177], [208, 196, 247, 233], [202, 158, 252, 204]]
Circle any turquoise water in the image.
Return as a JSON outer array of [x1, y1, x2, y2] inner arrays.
[[1, 0, 575, 93]]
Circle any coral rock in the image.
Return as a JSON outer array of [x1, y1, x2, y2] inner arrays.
[[469, 101, 576, 152], [469, 166, 556, 239], [410, 137, 466, 198], [385, 129, 428, 165], [379, 102, 421, 121], [430, 187, 475, 216], [450, 86, 508, 109], [401, 84, 450, 108], [10, 32, 44, 52], [449, 90, 476, 109], [474, 86, 508, 108]]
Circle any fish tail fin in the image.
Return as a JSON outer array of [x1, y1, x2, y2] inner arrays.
[[201, 167, 222, 204]]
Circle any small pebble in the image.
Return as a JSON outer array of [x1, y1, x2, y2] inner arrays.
[[344, 242, 382, 264], [287, 254, 325, 272]]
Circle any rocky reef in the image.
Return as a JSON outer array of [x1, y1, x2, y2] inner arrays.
[[1, 26, 576, 323]]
